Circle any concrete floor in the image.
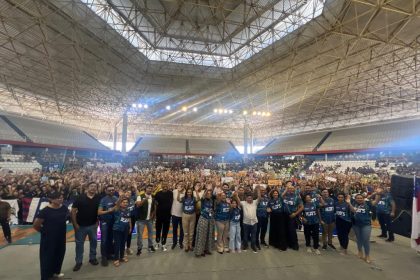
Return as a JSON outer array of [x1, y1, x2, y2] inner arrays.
[[0, 229, 419, 280]]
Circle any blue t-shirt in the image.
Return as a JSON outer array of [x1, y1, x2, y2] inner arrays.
[[353, 201, 372, 226], [200, 198, 214, 219], [215, 201, 230, 221], [335, 202, 351, 222], [128, 198, 136, 217], [321, 197, 335, 224], [99, 195, 118, 221], [112, 208, 130, 231], [182, 197, 196, 215], [268, 198, 283, 214], [283, 193, 303, 214], [303, 202, 319, 225], [230, 207, 241, 223], [376, 193, 393, 214], [257, 196, 269, 217]]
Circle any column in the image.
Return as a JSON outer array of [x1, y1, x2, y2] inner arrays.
[[113, 126, 118, 151], [122, 112, 128, 154], [244, 123, 249, 159]]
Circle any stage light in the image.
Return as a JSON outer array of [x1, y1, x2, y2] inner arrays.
[[267, 112, 271, 116], [143, 104, 148, 109], [262, 112, 266, 116], [166, 105, 171, 110], [214, 109, 218, 113], [257, 111, 261, 116], [138, 104, 143, 108], [243, 110, 248, 115], [252, 111, 256, 116], [132, 104, 137, 108], [182, 106, 187, 112], [193, 107, 198, 112], [223, 109, 228, 114], [229, 110, 233, 114], [218, 109, 223, 114]]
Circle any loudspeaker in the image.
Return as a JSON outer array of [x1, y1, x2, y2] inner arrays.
[[391, 210, 412, 238], [391, 175, 414, 201], [390, 175, 414, 238]]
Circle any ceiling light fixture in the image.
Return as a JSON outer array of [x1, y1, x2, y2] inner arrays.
[[166, 105, 171, 110], [182, 106, 187, 112], [193, 107, 198, 112], [243, 110, 248, 115]]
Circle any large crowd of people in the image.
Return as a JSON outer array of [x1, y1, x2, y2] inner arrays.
[[0, 156, 401, 280]]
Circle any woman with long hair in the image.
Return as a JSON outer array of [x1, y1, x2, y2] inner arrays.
[[335, 192, 352, 255], [267, 190, 287, 250], [194, 189, 215, 257], [215, 192, 230, 254], [178, 187, 199, 252]]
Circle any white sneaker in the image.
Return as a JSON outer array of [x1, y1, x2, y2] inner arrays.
[[162, 245, 168, 252], [53, 273, 64, 278], [154, 243, 160, 250], [314, 249, 321, 255], [307, 247, 313, 253]]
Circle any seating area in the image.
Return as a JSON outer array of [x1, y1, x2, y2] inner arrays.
[[188, 138, 238, 155], [0, 117, 23, 142], [319, 120, 420, 151], [0, 153, 41, 173], [257, 132, 327, 155], [309, 160, 376, 173], [2, 115, 109, 151], [130, 136, 187, 154]]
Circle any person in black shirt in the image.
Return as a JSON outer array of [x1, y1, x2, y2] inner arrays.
[[71, 182, 101, 272], [33, 191, 68, 280], [154, 183, 173, 251]]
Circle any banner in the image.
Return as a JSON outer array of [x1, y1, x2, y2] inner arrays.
[[268, 179, 281, 186], [221, 177, 234, 184], [22, 197, 73, 223], [412, 177, 420, 251], [4, 199, 19, 224]]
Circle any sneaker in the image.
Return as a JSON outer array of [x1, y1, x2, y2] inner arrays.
[[307, 247, 313, 253], [89, 259, 99, 265], [73, 263, 82, 271], [242, 246, 248, 252], [53, 273, 64, 278], [328, 244, 336, 250], [314, 249, 321, 255], [261, 242, 269, 248], [101, 258, 108, 267], [179, 244, 184, 249], [154, 243, 160, 250], [322, 244, 327, 250], [171, 243, 177, 250], [377, 234, 387, 238], [162, 245, 168, 252], [137, 248, 142, 256], [252, 249, 258, 254], [148, 246, 156, 253], [6, 237, 12, 244], [126, 248, 133, 255]]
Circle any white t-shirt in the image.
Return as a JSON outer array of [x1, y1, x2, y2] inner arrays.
[[137, 194, 152, 220], [171, 189, 184, 217], [240, 200, 259, 225]]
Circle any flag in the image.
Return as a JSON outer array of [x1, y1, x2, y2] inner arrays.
[[412, 177, 420, 251], [4, 199, 19, 224]]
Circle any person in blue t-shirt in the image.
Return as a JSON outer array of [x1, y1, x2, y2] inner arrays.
[[112, 197, 132, 267], [302, 194, 322, 255], [375, 186, 396, 242], [124, 190, 136, 255], [347, 193, 378, 264], [335, 193, 352, 255], [178, 187, 200, 252], [267, 190, 287, 251], [320, 189, 336, 250], [229, 200, 241, 253], [98, 185, 118, 266], [194, 189, 215, 257], [215, 192, 231, 254], [282, 182, 304, 250], [256, 187, 269, 249]]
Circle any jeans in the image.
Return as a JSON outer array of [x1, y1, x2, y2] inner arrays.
[[0, 218, 11, 242], [113, 228, 128, 260], [229, 222, 241, 250], [321, 222, 335, 246], [243, 223, 257, 250], [336, 218, 352, 249], [304, 223, 319, 249], [156, 215, 170, 245], [377, 212, 394, 240], [353, 224, 371, 256], [100, 220, 114, 259], [256, 216, 268, 246], [136, 220, 153, 250], [75, 224, 97, 264], [172, 215, 184, 246]]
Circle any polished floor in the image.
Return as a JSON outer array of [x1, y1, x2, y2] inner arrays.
[[0, 229, 419, 280]]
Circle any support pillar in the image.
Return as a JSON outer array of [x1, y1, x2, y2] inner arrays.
[[244, 123, 249, 159], [122, 113, 128, 154], [113, 126, 118, 151]]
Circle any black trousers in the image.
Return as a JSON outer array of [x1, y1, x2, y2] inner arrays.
[[192, 213, 200, 247], [156, 215, 171, 245], [336, 218, 352, 249], [0, 218, 11, 242], [285, 215, 299, 250], [256, 216, 268, 246], [126, 216, 136, 248], [269, 212, 288, 250], [40, 234, 66, 280], [377, 213, 394, 240], [304, 223, 319, 249]]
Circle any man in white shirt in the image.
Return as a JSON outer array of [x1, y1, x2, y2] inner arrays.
[[171, 183, 184, 250], [234, 187, 261, 253], [135, 186, 155, 255]]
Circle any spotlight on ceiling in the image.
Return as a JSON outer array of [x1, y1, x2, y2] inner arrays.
[[267, 112, 271, 117], [193, 107, 198, 112], [243, 110, 248, 115], [223, 109, 228, 114], [252, 111, 257, 116], [262, 112, 266, 116], [182, 106, 188, 112], [257, 111, 261, 116], [166, 105, 171, 110], [214, 109, 218, 113], [143, 104, 148, 109], [132, 104, 137, 108], [218, 109, 223, 114], [229, 110, 233, 114]]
